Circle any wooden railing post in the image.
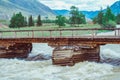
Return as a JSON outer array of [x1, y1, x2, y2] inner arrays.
[[28, 31, 29, 37], [115, 30, 117, 36], [0, 32, 2, 38], [72, 30, 73, 37], [42, 31, 44, 37], [94, 30, 97, 37], [60, 30, 62, 37], [118, 29, 120, 36], [50, 30, 52, 37], [92, 30, 94, 38], [32, 30, 34, 38], [15, 31, 17, 38]]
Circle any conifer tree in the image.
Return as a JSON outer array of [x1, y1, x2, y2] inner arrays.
[[97, 8, 104, 25], [116, 14, 120, 24], [37, 15, 42, 26], [28, 15, 34, 26], [24, 17, 27, 27], [9, 12, 25, 28], [104, 6, 115, 23]]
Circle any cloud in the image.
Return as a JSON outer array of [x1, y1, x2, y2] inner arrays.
[[39, 0, 119, 11]]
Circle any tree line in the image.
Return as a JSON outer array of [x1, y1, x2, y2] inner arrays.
[[9, 6, 120, 28], [9, 12, 42, 28], [93, 6, 120, 28], [9, 6, 86, 28], [56, 6, 86, 27]]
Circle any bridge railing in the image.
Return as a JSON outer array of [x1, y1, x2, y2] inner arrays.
[[0, 28, 120, 38]]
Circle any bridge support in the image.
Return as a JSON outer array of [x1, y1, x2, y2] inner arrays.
[[52, 44, 100, 66], [0, 43, 32, 58]]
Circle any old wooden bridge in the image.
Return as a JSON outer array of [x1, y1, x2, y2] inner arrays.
[[0, 28, 120, 66]]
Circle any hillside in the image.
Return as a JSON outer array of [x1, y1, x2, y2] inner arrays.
[[53, 1, 120, 19], [110, 1, 120, 15], [0, 0, 55, 19]]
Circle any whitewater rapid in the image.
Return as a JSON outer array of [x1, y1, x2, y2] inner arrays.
[[0, 43, 120, 80], [1, 27, 120, 80]]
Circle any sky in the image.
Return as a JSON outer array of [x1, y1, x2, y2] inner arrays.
[[39, 0, 119, 11]]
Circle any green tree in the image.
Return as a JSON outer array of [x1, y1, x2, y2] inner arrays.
[[97, 9, 104, 25], [116, 14, 120, 24], [103, 6, 116, 28], [104, 6, 115, 23], [70, 6, 79, 26], [37, 15, 42, 26], [78, 12, 86, 24], [24, 17, 27, 26], [28, 15, 34, 26], [93, 7, 116, 28], [69, 6, 86, 26], [92, 17, 98, 24], [92, 8, 104, 25], [56, 15, 66, 27], [9, 12, 25, 28]]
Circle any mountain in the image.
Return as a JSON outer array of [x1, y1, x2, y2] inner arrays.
[[53, 10, 98, 19], [53, 1, 120, 19], [53, 10, 70, 16], [110, 1, 120, 15], [0, 0, 55, 19]]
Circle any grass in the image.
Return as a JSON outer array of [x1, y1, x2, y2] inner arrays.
[[0, 23, 102, 38], [0, 23, 101, 30]]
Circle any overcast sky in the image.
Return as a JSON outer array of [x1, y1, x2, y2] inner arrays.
[[39, 0, 119, 11]]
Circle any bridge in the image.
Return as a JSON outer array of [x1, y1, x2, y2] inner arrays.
[[0, 28, 120, 66], [0, 28, 120, 44]]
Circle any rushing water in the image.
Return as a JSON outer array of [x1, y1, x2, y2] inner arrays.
[[0, 43, 120, 80], [1, 28, 120, 80]]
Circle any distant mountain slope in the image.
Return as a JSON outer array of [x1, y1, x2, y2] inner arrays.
[[53, 1, 120, 19], [53, 10, 98, 19], [110, 1, 120, 15], [0, 0, 55, 19], [53, 10, 70, 16]]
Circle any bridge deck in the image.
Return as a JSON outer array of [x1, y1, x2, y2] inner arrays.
[[0, 28, 120, 45]]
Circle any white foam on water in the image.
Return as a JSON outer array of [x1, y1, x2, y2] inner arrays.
[[29, 43, 54, 57], [1, 27, 120, 80], [100, 44, 120, 59], [0, 59, 114, 80]]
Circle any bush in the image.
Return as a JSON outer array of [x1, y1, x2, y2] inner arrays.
[[102, 20, 116, 28]]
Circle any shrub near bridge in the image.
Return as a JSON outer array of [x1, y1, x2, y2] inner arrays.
[[103, 20, 116, 28]]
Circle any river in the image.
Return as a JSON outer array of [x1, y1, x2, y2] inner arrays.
[[0, 43, 120, 80], [1, 27, 120, 80]]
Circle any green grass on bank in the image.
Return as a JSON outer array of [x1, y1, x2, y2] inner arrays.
[[0, 24, 101, 31], [0, 24, 103, 38]]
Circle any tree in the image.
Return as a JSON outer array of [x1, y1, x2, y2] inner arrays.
[[56, 15, 66, 27], [28, 15, 34, 26], [104, 6, 115, 23], [97, 8, 104, 25], [69, 6, 86, 26], [93, 6, 116, 28], [70, 6, 79, 26], [78, 12, 86, 24], [116, 14, 120, 24], [37, 15, 42, 26], [92, 8, 104, 25], [9, 12, 25, 28], [24, 17, 27, 26], [103, 6, 116, 28], [92, 17, 98, 24]]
